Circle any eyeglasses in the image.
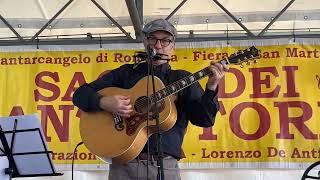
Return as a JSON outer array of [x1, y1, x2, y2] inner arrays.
[[147, 37, 173, 47]]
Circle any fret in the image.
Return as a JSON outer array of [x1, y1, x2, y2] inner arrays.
[[198, 71, 204, 78], [181, 79, 187, 86], [189, 75, 195, 82], [175, 81, 182, 90], [171, 85, 176, 91], [162, 90, 166, 97], [157, 92, 161, 99], [177, 81, 184, 90], [194, 72, 200, 80], [159, 88, 165, 99]]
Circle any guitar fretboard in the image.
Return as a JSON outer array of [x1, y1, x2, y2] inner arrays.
[[150, 67, 210, 103], [149, 59, 230, 103]]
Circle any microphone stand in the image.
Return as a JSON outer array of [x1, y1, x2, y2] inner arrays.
[[146, 45, 165, 180]]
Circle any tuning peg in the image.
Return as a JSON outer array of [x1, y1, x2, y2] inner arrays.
[[240, 64, 244, 68], [253, 59, 257, 63]]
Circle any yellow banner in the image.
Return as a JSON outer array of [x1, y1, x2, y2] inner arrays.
[[0, 44, 319, 168]]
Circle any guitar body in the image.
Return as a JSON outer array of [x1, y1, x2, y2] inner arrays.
[[80, 76, 177, 164]]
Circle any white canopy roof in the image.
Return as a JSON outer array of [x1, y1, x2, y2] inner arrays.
[[0, 0, 319, 45]]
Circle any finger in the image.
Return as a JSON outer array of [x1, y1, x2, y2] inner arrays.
[[222, 63, 229, 71], [210, 61, 217, 66], [121, 104, 133, 110], [214, 63, 227, 75], [210, 61, 228, 72], [117, 95, 130, 100], [117, 113, 131, 118], [209, 66, 223, 77], [121, 99, 131, 105], [122, 109, 133, 114], [214, 63, 224, 72], [117, 109, 133, 116]]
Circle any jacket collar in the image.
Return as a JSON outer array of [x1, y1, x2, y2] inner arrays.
[[137, 62, 171, 75]]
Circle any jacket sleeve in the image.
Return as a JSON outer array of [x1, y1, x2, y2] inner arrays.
[[182, 82, 220, 127], [72, 67, 123, 112]]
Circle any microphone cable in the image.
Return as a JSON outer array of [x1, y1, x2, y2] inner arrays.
[[71, 141, 84, 180]]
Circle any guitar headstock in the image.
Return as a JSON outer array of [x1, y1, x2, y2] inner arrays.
[[225, 46, 259, 66]]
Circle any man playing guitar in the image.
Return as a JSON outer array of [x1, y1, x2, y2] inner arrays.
[[73, 18, 228, 180]]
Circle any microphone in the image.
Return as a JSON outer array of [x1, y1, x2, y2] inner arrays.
[[147, 47, 157, 58], [133, 51, 170, 61]]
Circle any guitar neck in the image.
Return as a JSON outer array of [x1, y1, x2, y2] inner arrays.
[[150, 59, 229, 103]]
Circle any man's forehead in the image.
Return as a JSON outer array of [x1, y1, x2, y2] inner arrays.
[[148, 31, 173, 38]]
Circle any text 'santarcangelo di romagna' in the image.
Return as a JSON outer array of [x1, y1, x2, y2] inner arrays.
[[0, 47, 319, 67]]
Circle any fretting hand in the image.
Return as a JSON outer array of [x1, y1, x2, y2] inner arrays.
[[206, 61, 229, 91]]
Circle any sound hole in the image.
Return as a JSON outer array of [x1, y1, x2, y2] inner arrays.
[[134, 96, 150, 113], [134, 96, 165, 115]]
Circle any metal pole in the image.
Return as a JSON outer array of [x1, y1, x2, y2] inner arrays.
[[0, 14, 23, 40], [258, 0, 296, 36], [31, 0, 74, 41], [166, 0, 188, 20], [125, 0, 143, 40], [211, 0, 255, 37], [91, 0, 133, 40]]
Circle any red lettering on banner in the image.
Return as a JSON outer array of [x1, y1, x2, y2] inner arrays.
[[192, 51, 228, 61], [218, 101, 226, 115], [286, 48, 320, 58], [51, 152, 97, 160], [250, 67, 280, 98], [291, 148, 320, 158], [267, 146, 286, 157], [230, 102, 270, 140], [199, 127, 217, 140], [38, 105, 74, 142], [96, 53, 108, 62], [34, 71, 60, 102], [286, 48, 299, 57], [61, 72, 86, 101], [275, 101, 316, 139], [201, 148, 262, 158], [218, 68, 246, 98], [76, 109, 82, 118], [114, 53, 122, 62], [9, 106, 25, 116], [282, 66, 299, 97], [114, 53, 136, 63]]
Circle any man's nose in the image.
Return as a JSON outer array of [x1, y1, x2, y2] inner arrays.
[[154, 39, 162, 49]]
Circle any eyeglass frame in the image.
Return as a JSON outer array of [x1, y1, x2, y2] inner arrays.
[[146, 36, 174, 47]]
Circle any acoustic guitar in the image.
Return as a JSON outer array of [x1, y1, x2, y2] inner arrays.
[[80, 46, 259, 164]]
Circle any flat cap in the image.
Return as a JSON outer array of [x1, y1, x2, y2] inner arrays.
[[142, 19, 177, 37]]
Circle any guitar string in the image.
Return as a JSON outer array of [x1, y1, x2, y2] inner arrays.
[[133, 74, 198, 109], [133, 67, 211, 110], [134, 68, 211, 110]]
